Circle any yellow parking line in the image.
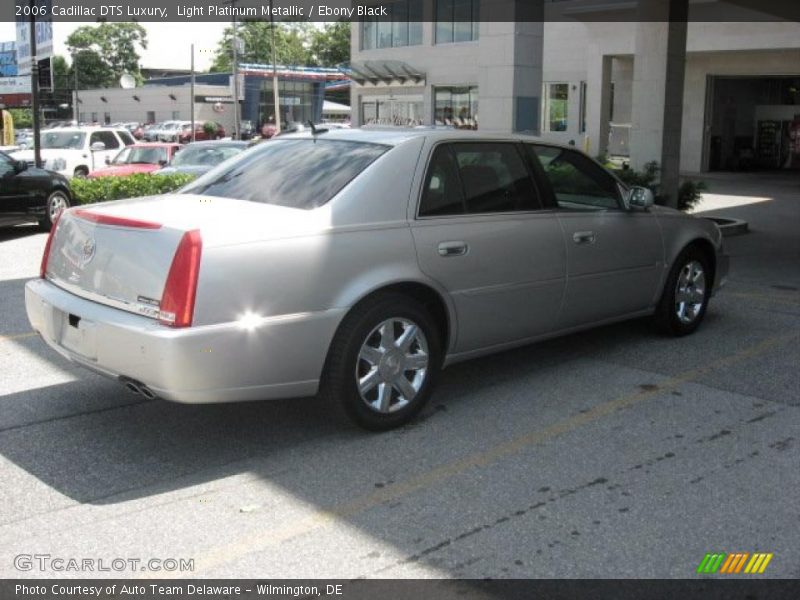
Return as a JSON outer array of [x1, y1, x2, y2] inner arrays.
[[0, 331, 37, 342], [167, 331, 798, 577]]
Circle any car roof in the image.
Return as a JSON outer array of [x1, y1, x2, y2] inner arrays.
[[43, 126, 127, 133], [184, 140, 248, 148], [279, 127, 570, 149]]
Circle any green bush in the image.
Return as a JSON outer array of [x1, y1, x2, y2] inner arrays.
[[609, 161, 707, 211], [69, 173, 196, 205], [203, 121, 217, 137]]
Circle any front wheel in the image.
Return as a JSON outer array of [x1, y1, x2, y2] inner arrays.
[[38, 190, 70, 231], [319, 294, 442, 430], [654, 248, 712, 336]]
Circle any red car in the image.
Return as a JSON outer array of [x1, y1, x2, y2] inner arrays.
[[176, 122, 226, 143], [88, 143, 182, 178]]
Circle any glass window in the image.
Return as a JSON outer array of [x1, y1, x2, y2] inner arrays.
[[117, 130, 136, 146], [90, 131, 120, 150], [41, 131, 86, 149], [361, 1, 423, 49], [103, 112, 111, 125], [420, 143, 540, 217], [452, 143, 539, 213], [436, 0, 479, 44], [181, 140, 389, 210], [420, 145, 465, 217], [544, 83, 569, 132], [146, 111, 156, 124], [434, 86, 478, 129], [0, 152, 14, 177], [170, 144, 246, 167], [361, 95, 424, 126], [528, 145, 621, 210], [259, 79, 315, 127]]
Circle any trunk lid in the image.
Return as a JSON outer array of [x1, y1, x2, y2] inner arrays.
[[44, 194, 330, 319]]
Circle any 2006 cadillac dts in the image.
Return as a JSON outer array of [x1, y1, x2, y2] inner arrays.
[[26, 129, 728, 429]]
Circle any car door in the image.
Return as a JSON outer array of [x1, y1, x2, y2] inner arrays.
[[411, 141, 566, 354], [88, 131, 121, 171], [527, 144, 663, 329], [0, 153, 27, 221]]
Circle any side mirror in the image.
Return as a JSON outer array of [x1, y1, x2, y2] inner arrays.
[[628, 186, 654, 209], [13, 160, 28, 174], [158, 159, 168, 166], [105, 157, 111, 165], [90, 141, 106, 152]]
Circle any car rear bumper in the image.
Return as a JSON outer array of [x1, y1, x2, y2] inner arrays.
[[25, 278, 345, 403]]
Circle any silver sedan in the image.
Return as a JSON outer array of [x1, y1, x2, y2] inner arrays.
[[25, 129, 728, 429]]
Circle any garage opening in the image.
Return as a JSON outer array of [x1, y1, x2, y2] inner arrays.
[[704, 75, 800, 172]]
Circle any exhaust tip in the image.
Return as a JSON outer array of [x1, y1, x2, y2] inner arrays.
[[120, 377, 158, 400]]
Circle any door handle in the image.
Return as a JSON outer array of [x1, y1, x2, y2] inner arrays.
[[572, 231, 596, 245], [438, 241, 468, 257]]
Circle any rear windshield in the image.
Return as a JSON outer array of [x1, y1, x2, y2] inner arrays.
[[180, 139, 389, 209]]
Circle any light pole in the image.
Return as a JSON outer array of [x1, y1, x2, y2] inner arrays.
[[28, 0, 42, 168], [190, 44, 195, 142], [230, 0, 240, 139], [269, 0, 281, 134]]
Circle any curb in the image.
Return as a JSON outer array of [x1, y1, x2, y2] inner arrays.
[[703, 217, 749, 237]]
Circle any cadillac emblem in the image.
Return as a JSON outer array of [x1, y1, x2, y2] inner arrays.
[[81, 237, 96, 266]]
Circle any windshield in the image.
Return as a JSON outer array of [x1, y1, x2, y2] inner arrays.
[[181, 139, 389, 209], [171, 145, 244, 167], [41, 131, 86, 149], [112, 146, 168, 165]]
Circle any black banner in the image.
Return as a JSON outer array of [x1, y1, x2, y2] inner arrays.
[[4, 0, 800, 23], [4, 580, 800, 600]]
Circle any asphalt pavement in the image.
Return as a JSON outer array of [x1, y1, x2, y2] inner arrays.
[[0, 172, 798, 579]]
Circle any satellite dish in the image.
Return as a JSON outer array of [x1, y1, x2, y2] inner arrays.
[[119, 73, 136, 89]]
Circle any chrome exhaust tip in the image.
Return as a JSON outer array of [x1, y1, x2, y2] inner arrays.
[[120, 377, 157, 400]]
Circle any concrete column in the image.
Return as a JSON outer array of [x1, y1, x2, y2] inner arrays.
[[629, 0, 688, 207], [477, 1, 544, 133], [584, 49, 612, 159]]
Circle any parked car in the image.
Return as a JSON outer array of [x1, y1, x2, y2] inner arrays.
[[164, 121, 226, 143], [0, 150, 71, 230], [88, 143, 182, 178], [157, 121, 189, 143], [26, 130, 728, 430], [144, 121, 177, 142], [10, 127, 137, 179], [155, 140, 247, 177]]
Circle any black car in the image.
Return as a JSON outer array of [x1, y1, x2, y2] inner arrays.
[[0, 150, 72, 230]]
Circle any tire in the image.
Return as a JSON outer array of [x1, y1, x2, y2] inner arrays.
[[73, 167, 88, 179], [654, 247, 712, 336], [38, 190, 71, 231], [319, 293, 443, 431]]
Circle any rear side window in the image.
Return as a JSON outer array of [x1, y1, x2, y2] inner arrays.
[[181, 139, 389, 209], [419, 143, 540, 217], [527, 145, 621, 210]]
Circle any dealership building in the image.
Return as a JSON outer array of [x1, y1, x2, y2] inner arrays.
[[349, 0, 800, 176], [75, 66, 349, 130]]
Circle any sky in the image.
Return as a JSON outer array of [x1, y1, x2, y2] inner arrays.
[[0, 22, 229, 72]]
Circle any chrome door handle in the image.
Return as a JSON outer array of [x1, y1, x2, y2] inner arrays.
[[572, 231, 596, 245], [438, 241, 468, 257]]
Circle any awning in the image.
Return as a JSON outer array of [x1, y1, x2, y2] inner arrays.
[[348, 60, 426, 88]]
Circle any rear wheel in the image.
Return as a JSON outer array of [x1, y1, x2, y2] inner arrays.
[[319, 294, 442, 430], [38, 190, 70, 231], [654, 247, 712, 336]]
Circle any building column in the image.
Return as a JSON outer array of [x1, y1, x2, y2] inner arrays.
[[629, 0, 688, 208], [585, 49, 612, 159], [477, 1, 543, 133]]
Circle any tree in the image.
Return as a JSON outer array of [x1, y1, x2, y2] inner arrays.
[[66, 23, 147, 88], [210, 21, 312, 71], [309, 22, 351, 67], [8, 108, 32, 128]]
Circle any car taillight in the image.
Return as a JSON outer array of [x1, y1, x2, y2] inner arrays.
[[159, 230, 202, 327], [39, 208, 65, 279]]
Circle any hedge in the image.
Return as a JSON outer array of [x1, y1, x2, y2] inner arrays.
[[69, 173, 197, 205]]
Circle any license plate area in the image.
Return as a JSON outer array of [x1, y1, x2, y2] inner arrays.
[[55, 308, 97, 360]]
